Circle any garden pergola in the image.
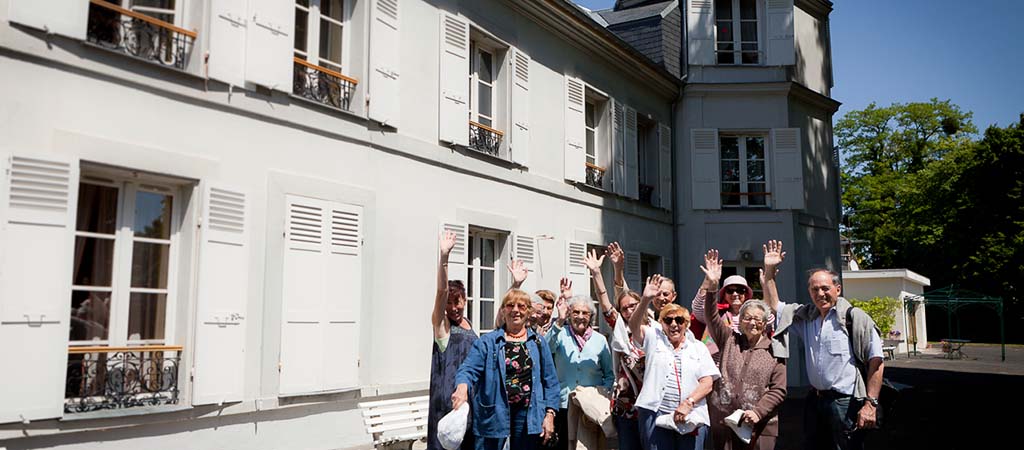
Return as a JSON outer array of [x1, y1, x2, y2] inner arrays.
[[904, 286, 1005, 361]]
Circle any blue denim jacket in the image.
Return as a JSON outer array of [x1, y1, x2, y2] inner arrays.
[[455, 328, 561, 438]]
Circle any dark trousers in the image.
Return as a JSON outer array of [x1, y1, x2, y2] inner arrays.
[[554, 408, 569, 450], [803, 390, 866, 450], [475, 406, 536, 450], [638, 407, 707, 450], [615, 415, 643, 450]]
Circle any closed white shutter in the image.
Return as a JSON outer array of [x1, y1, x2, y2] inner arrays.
[[658, 124, 673, 209], [368, 0, 401, 127], [687, 0, 715, 65], [208, 0, 248, 87], [438, 12, 470, 146], [322, 203, 362, 390], [280, 196, 326, 394], [192, 184, 250, 405], [624, 251, 642, 293], [441, 222, 469, 289], [563, 76, 586, 182], [509, 48, 531, 167], [245, 0, 294, 90], [765, 0, 796, 66], [0, 155, 78, 424], [690, 128, 720, 210], [612, 100, 626, 196], [512, 233, 536, 293], [8, 0, 88, 40], [624, 107, 639, 200], [771, 128, 804, 210], [565, 241, 590, 300]]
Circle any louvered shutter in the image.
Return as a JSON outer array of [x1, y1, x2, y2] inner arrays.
[[565, 241, 589, 301], [624, 107, 639, 199], [658, 124, 673, 209], [8, 0, 88, 40], [512, 233, 536, 293], [280, 196, 327, 394], [208, 0, 248, 86], [612, 100, 626, 196], [563, 76, 586, 182], [0, 155, 78, 424], [624, 251, 642, 293], [438, 12, 470, 146], [441, 222, 470, 289], [690, 128, 720, 210], [369, 0, 401, 127], [509, 48, 531, 167], [771, 128, 804, 210], [687, 0, 714, 65], [245, 0, 294, 90], [322, 203, 362, 390], [765, 0, 796, 66], [192, 184, 250, 405]]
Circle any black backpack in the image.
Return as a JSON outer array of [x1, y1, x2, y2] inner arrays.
[[844, 307, 899, 429]]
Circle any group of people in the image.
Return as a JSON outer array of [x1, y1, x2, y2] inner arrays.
[[428, 233, 886, 450]]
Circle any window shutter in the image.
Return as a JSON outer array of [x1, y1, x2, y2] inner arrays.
[[563, 76, 586, 183], [771, 128, 804, 210], [565, 241, 590, 300], [244, 0, 294, 90], [324, 203, 364, 390], [280, 196, 327, 394], [624, 107, 639, 200], [509, 47, 531, 167], [765, 0, 795, 66], [658, 123, 673, 209], [612, 100, 626, 196], [441, 222, 469, 289], [690, 128, 720, 210], [512, 233, 536, 293], [192, 184, 250, 405], [369, 0, 401, 127], [438, 12, 469, 146], [686, 0, 714, 65], [0, 154, 78, 424], [208, 0, 248, 87], [8, 0, 88, 40], [624, 251, 642, 293]]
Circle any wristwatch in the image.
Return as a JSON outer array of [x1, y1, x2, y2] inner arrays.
[[865, 396, 879, 407]]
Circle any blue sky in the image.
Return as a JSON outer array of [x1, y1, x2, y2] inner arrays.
[[573, 0, 1024, 132]]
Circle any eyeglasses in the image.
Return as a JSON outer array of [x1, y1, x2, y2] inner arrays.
[[504, 303, 529, 311], [740, 316, 765, 324], [662, 316, 687, 325], [570, 310, 591, 317], [725, 287, 746, 295]]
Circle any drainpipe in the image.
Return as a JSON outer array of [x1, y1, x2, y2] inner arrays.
[[669, 75, 686, 283]]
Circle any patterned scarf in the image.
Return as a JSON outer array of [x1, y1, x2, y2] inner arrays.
[[568, 323, 593, 351]]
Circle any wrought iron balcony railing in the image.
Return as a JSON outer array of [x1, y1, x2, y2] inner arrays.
[[65, 345, 182, 413], [639, 183, 655, 205], [468, 121, 503, 157], [293, 57, 358, 111], [585, 163, 606, 190], [86, 0, 196, 70]]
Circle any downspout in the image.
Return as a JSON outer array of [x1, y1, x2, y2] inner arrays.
[[669, 75, 685, 283]]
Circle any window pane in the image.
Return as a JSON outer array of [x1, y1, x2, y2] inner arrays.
[[748, 183, 767, 206], [742, 52, 759, 64], [70, 290, 110, 341], [722, 183, 740, 206], [127, 293, 167, 341], [480, 300, 494, 330], [586, 129, 596, 159], [482, 239, 495, 268], [481, 269, 494, 298], [747, 137, 765, 159], [715, 0, 732, 20], [720, 137, 739, 159], [321, 0, 343, 21], [468, 267, 474, 296], [134, 191, 172, 239], [747, 161, 765, 181], [721, 161, 740, 182], [741, 21, 757, 42], [478, 51, 493, 83], [294, 7, 308, 52], [318, 19, 343, 65], [131, 242, 170, 289], [585, 101, 596, 128], [296, 0, 309, 7], [73, 237, 115, 287], [740, 0, 756, 19], [77, 183, 118, 234], [478, 83, 492, 118], [716, 21, 733, 42]]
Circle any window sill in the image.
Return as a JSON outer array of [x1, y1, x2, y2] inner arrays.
[[289, 93, 365, 122], [82, 41, 199, 79], [452, 144, 523, 170], [60, 404, 193, 422]]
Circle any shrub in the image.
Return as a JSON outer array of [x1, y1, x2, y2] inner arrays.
[[849, 296, 902, 336]]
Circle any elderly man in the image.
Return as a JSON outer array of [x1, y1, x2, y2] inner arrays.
[[763, 259, 884, 450]]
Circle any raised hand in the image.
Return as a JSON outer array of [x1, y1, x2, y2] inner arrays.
[[642, 274, 663, 300], [439, 230, 457, 256], [556, 296, 568, 322], [607, 242, 625, 272], [508, 259, 528, 286], [559, 277, 573, 300], [763, 240, 786, 280], [583, 248, 605, 274], [700, 249, 722, 288]]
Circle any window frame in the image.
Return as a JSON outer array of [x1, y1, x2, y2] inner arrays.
[[122, 0, 182, 26], [294, 0, 351, 73], [467, 229, 505, 334], [469, 40, 498, 129], [714, 0, 764, 65], [719, 132, 770, 208]]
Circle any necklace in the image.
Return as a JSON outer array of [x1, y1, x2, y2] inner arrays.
[[506, 327, 527, 339]]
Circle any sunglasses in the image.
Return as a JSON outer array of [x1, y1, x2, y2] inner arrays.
[[725, 287, 746, 295], [662, 316, 687, 325]]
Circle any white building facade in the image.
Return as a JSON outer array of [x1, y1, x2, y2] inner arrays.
[[0, 1, 679, 449]]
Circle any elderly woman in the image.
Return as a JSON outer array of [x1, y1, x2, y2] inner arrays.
[[429, 231, 479, 450], [629, 274, 720, 450], [452, 289, 559, 450], [548, 287, 614, 450], [700, 250, 787, 450]]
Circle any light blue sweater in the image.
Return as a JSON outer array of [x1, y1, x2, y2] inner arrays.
[[547, 323, 615, 409]]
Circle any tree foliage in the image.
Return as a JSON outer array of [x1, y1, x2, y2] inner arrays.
[[849, 296, 902, 336]]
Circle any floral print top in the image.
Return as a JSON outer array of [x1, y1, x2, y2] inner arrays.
[[504, 341, 533, 408]]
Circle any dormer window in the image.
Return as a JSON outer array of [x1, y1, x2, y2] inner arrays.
[[715, 0, 760, 65]]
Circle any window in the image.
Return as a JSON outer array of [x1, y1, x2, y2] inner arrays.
[[637, 116, 656, 205], [585, 100, 598, 166], [720, 134, 768, 207], [467, 230, 505, 333], [86, 0, 194, 69], [722, 265, 763, 299], [294, 0, 347, 72], [467, 35, 507, 157], [715, 0, 760, 65], [583, 89, 609, 190], [470, 43, 496, 129]]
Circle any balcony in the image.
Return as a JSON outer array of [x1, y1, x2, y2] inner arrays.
[[585, 163, 606, 190], [65, 345, 182, 414], [468, 121, 503, 157], [293, 57, 358, 111], [639, 183, 655, 205], [86, 0, 196, 71]]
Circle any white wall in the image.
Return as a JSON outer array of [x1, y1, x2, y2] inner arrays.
[[842, 270, 932, 354]]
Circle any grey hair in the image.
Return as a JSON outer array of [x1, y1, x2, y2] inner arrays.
[[567, 295, 596, 315], [806, 268, 841, 286], [530, 293, 546, 307], [738, 300, 769, 322]]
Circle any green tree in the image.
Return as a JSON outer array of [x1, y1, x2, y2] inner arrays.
[[849, 297, 901, 336]]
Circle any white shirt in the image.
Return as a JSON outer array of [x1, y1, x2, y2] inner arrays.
[[635, 326, 720, 425]]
